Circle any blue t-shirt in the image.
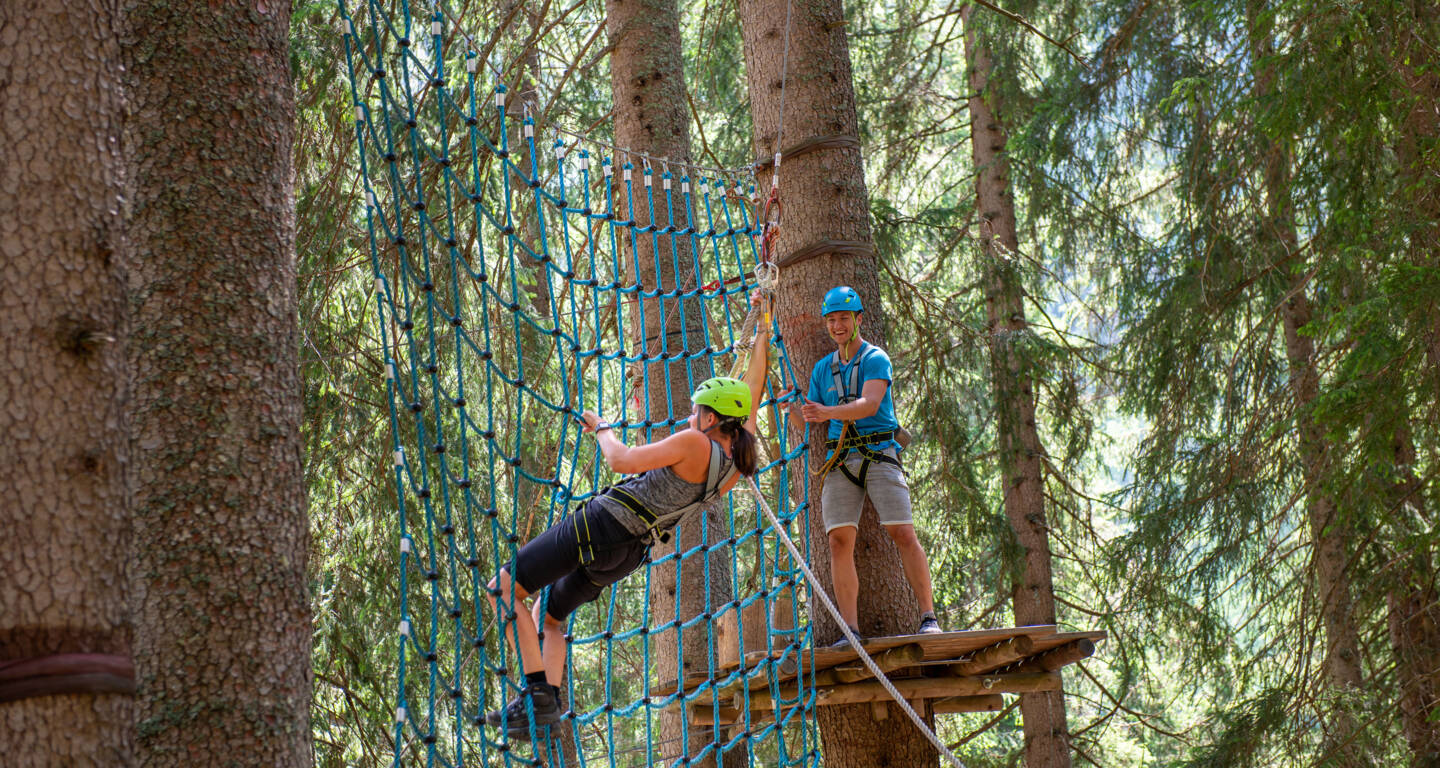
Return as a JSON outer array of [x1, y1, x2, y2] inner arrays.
[[806, 342, 900, 460]]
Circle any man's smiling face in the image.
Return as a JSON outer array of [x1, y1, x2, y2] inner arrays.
[[824, 310, 860, 348]]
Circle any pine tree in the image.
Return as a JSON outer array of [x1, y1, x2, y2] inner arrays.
[[962, 5, 1073, 765], [738, 0, 940, 763]]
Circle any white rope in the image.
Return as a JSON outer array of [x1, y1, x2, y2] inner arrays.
[[745, 477, 968, 768]]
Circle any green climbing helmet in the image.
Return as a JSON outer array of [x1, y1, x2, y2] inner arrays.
[[822, 286, 863, 315], [692, 376, 751, 420]]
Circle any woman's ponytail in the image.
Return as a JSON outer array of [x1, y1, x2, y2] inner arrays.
[[725, 423, 760, 475], [699, 405, 758, 476], [722, 419, 758, 476]]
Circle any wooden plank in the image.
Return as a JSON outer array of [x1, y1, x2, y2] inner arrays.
[[687, 703, 776, 728], [1007, 638, 1096, 674], [816, 672, 1060, 707], [653, 648, 782, 698], [870, 701, 889, 721], [716, 612, 740, 669], [932, 694, 1005, 714], [802, 625, 1059, 671], [654, 625, 1101, 697], [813, 643, 923, 686], [748, 671, 1062, 709], [949, 636, 1035, 676]]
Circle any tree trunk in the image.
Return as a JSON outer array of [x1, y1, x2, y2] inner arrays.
[[0, 2, 134, 764], [1278, 270, 1365, 713], [1388, 10, 1440, 759], [962, 7, 1071, 767], [124, 2, 311, 765], [1386, 423, 1440, 766], [1246, 5, 1365, 755], [738, 0, 937, 764], [1394, 0, 1440, 389], [606, 2, 741, 765]]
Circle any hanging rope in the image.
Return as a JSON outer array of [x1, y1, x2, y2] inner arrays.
[[746, 478, 968, 768]]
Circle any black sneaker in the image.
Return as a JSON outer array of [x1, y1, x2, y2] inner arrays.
[[917, 616, 942, 635], [486, 682, 561, 737]]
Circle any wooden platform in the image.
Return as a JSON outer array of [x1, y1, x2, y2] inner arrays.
[[657, 625, 1105, 727]]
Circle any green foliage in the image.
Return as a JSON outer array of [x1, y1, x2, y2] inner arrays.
[[290, 0, 1440, 764]]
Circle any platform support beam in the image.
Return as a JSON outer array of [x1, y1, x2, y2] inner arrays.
[[749, 671, 1061, 709], [813, 643, 924, 686], [1009, 638, 1096, 674], [932, 694, 1006, 714]]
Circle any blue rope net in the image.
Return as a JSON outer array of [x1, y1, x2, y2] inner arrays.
[[338, 4, 821, 766]]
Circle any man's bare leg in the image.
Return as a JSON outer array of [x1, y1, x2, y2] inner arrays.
[[884, 523, 936, 615], [534, 601, 568, 688], [827, 525, 861, 630]]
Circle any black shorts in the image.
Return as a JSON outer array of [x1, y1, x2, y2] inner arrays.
[[511, 498, 649, 621]]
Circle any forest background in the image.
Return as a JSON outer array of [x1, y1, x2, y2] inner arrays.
[[4, 0, 1436, 765], [297, 0, 1439, 764]]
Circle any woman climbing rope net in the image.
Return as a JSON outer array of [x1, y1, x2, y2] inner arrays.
[[483, 292, 774, 742]]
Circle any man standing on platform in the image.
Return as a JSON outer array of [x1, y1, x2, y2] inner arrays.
[[796, 286, 943, 649]]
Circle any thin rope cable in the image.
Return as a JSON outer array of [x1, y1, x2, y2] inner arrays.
[[745, 476, 968, 768]]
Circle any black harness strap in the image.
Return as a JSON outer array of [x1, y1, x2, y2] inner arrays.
[[826, 423, 901, 488], [591, 441, 735, 547]]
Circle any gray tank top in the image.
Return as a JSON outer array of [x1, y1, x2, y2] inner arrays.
[[595, 442, 735, 537]]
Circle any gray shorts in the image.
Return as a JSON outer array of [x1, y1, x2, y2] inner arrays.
[[820, 448, 913, 532]]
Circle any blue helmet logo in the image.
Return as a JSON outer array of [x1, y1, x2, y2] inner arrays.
[[821, 286, 863, 315]]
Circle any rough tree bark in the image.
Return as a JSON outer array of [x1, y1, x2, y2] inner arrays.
[[962, 7, 1072, 767], [738, 0, 938, 765], [123, 1, 311, 765], [1394, 0, 1440, 387], [606, 1, 741, 764], [0, 1, 134, 764], [1385, 424, 1440, 767]]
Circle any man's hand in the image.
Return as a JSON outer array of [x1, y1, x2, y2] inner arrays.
[[799, 397, 830, 423], [778, 388, 828, 422]]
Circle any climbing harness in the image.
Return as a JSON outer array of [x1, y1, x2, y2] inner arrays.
[[815, 342, 902, 486], [597, 440, 738, 547]]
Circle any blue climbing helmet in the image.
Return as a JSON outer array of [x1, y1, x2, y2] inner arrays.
[[821, 286, 863, 316]]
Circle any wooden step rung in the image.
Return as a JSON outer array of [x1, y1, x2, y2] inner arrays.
[[949, 635, 1035, 676]]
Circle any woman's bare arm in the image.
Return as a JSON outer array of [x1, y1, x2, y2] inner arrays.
[[583, 411, 709, 476]]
